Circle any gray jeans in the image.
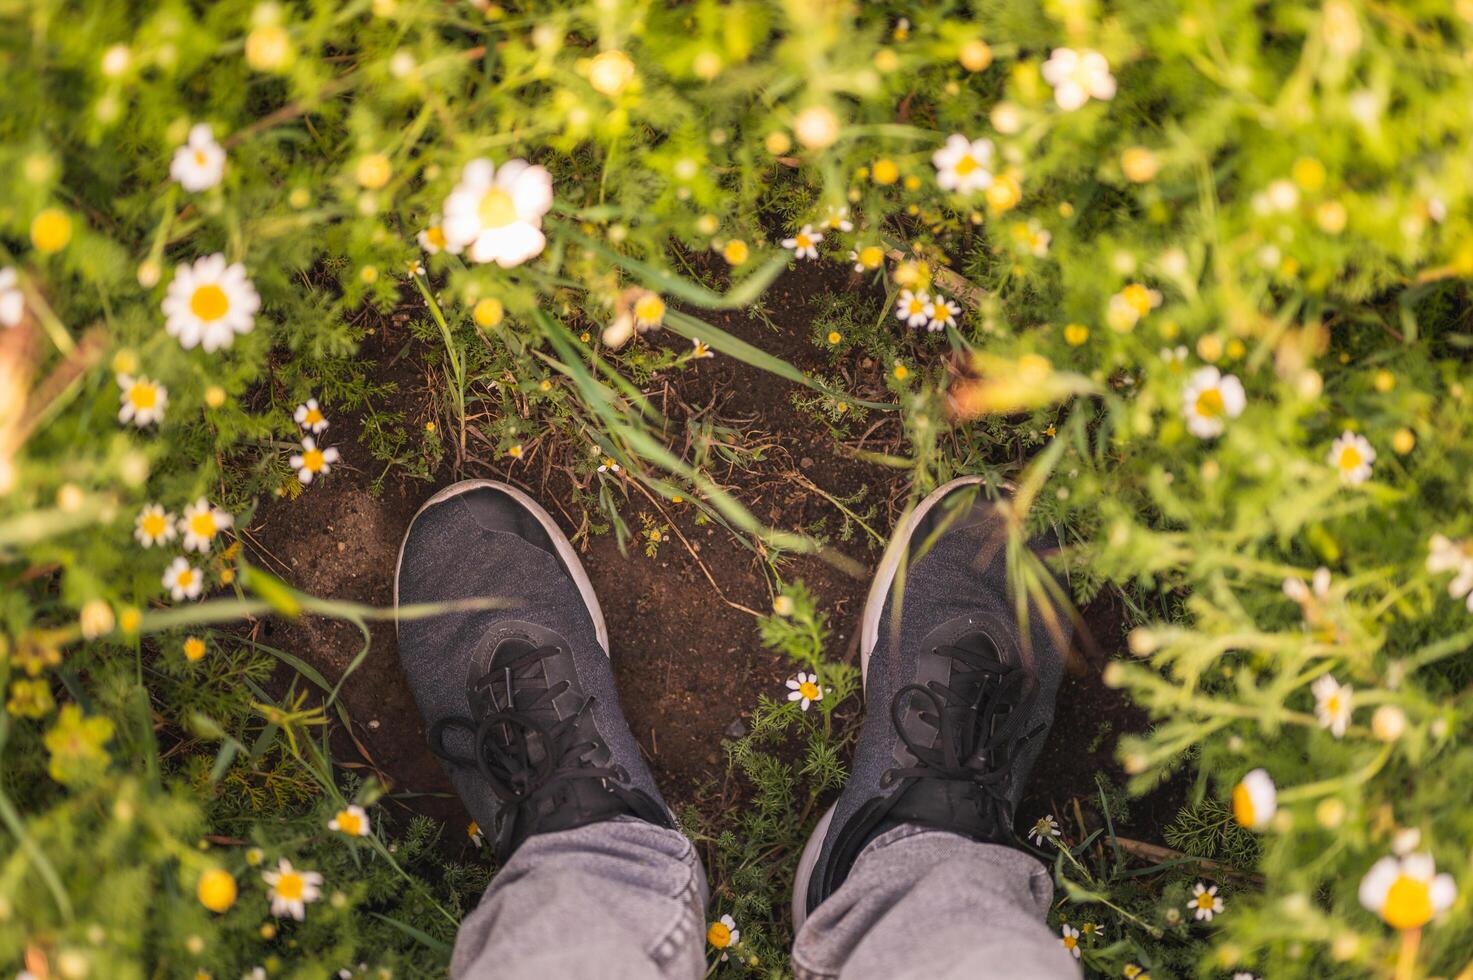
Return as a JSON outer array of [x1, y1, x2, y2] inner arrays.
[[451, 819, 1080, 980]]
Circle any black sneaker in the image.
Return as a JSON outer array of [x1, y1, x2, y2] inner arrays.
[[395, 480, 673, 861], [791, 476, 1070, 928]]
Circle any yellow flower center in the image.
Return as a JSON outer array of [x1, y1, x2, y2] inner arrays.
[[425, 226, 446, 248], [706, 922, 732, 947], [302, 448, 326, 472], [1338, 447, 1362, 471], [142, 514, 167, 538], [1231, 782, 1255, 827], [304, 407, 325, 426], [1062, 935, 1077, 949], [1325, 692, 1343, 714], [1194, 892, 1215, 910], [859, 246, 884, 268], [193, 150, 209, 167], [955, 154, 978, 176], [176, 568, 195, 588], [184, 637, 207, 661], [190, 284, 230, 321], [336, 811, 363, 835], [467, 821, 480, 839], [634, 295, 665, 324], [478, 188, 518, 229], [190, 513, 217, 539], [872, 159, 899, 185], [795, 234, 812, 249], [197, 869, 237, 912], [1195, 387, 1225, 418], [1122, 284, 1153, 316], [799, 681, 820, 700], [908, 299, 925, 315], [827, 331, 842, 344], [1382, 875, 1434, 930], [129, 383, 158, 410], [275, 872, 304, 901], [31, 208, 73, 253]]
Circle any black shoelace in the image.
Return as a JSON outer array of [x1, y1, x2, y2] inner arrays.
[[882, 639, 1044, 840], [427, 643, 637, 855]]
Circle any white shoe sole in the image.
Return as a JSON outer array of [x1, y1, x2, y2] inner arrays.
[[392, 479, 609, 655], [791, 475, 997, 931]]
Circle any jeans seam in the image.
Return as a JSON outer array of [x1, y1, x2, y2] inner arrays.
[[645, 836, 705, 973]]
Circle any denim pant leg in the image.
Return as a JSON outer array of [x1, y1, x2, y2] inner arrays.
[[791, 825, 1080, 980], [451, 817, 709, 980]]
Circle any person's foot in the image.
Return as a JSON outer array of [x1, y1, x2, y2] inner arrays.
[[395, 480, 672, 861], [791, 475, 1070, 928]]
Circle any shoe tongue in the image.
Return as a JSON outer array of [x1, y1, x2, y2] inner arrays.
[[888, 778, 1000, 841]]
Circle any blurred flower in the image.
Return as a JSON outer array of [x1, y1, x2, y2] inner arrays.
[[79, 600, 115, 640], [821, 205, 853, 232], [588, 50, 636, 97], [417, 225, 448, 254], [1060, 924, 1081, 959], [0, 267, 25, 328], [134, 504, 178, 548], [170, 124, 225, 192], [355, 153, 392, 190], [117, 375, 168, 428], [1121, 147, 1160, 183], [871, 159, 899, 185], [1231, 769, 1276, 830], [263, 859, 323, 920], [1312, 675, 1352, 738], [782, 224, 822, 259], [932, 134, 995, 194], [851, 245, 884, 271], [163, 557, 204, 601], [196, 868, 237, 913], [43, 704, 114, 784], [597, 454, 621, 474], [924, 295, 960, 332], [633, 292, 666, 328], [328, 804, 371, 837], [183, 636, 207, 662], [290, 436, 340, 484], [473, 297, 505, 327], [1427, 535, 1473, 612], [985, 173, 1022, 212], [1359, 853, 1456, 929], [442, 158, 553, 267], [1041, 48, 1116, 110], [1106, 283, 1162, 332], [895, 289, 930, 328], [468, 821, 484, 847], [294, 398, 329, 434], [162, 254, 261, 352], [1283, 566, 1331, 605], [31, 208, 73, 253], [1181, 367, 1245, 439], [1188, 882, 1224, 921], [180, 499, 233, 553], [722, 239, 749, 265], [1328, 431, 1375, 484], [1372, 705, 1407, 742], [245, 23, 293, 72], [793, 105, 840, 149], [1064, 323, 1088, 346], [959, 39, 992, 72], [7, 678, 54, 718], [1028, 814, 1062, 846], [689, 338, 713, 359], [785, 671, 823, 711]]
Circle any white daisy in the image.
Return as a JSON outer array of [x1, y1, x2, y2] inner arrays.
[[134, 503, 178, 548], [467, 821, 485, 847], [0, 267, 24, 328], [851, 245, 885, 272], [1188, 882, 1224, 921], [707, 913, 740, 960], [1231, 769, 1277, 830], [290, 436, 340, 484], [262, 858, 323, 921], [327, 804, 371, 837], [1181, 367, 1245, 439], [895, 289, 931, 329], [931, 134, 995, 194], [161, 254, 261, 353], [162, 556, 204, 601], [441, 158, 553, 268], [179, 498, 233, 553], [689, 338, 714, 359], [785, 671, 823, 711], [117, 374, 168, 427], [294, 398, 329, 434], [924, 295, 960, 332], [169, 124, 226, 192], [1059, 924, 1081, 959], [781, 224, 823, 260], [417, 225, 449, 255], [1359, 853, 1457, 930], [597, 456, 621, 474], [821, 205, 853, 232], [1028, 814, 1062, 847], [1312, 674, 1352, 737], [1328, 431, 1375, 484], [1283, 567, 1332, 604], [1426, 534, 1473, 612], [1041, 48, 1117, 111]]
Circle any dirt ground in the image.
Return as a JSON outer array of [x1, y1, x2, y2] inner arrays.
[[243, 261, 1176, 845]]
